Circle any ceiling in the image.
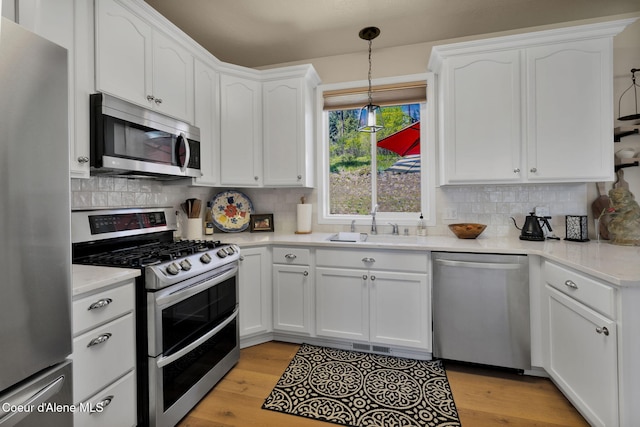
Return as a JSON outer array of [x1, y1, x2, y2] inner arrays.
[[143, 0, 640, 68]]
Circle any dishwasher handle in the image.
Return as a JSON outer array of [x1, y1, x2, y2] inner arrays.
[[434, 258, 523, 270]]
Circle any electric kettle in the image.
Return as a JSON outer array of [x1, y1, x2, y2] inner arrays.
[[511, 212, 551, 241]]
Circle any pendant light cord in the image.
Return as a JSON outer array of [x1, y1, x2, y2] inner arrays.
[[367, 38, 373, 106]]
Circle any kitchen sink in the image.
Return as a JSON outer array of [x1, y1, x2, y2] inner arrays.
[[327, 232, 368, 242]]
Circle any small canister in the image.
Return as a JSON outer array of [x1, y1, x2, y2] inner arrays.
[[565, 215, 589, 242]]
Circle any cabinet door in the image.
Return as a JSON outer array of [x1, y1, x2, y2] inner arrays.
[[193, 59, 219, 186], [95, 0, 152, 108], [151, 31, 194, 122], [238, 247, 271, 338], [545, 285, 618, 427], [315, 267, 368, 341], [369, 271, 430, 350], [441, 50, 522, 183], [272, 264, 312, 334], [263, 78, 305, 186], [526, 39, 613, 182], [219, 73, 263, 186]]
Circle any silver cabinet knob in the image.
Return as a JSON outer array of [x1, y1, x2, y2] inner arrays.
[[370, 275, 376, 281], [361, 257, 375, 263], [254, 176, 259, 181], [88, 298, 112, 311], [530, 167, 537, 173], [564, 280, 578, 289], [146, 95, 155, 102], [87, 333, 112, 348], [94, 395, 114, 410], [596, 326, 610, 336], [303, 271, 309, 276], [239, 255, 245, 261], [77, 156, 89, 164], [154, 98, 163, 105], [362, 275, 368, 280], [297, 175, 302, 180], [513, 168, 520, 173]]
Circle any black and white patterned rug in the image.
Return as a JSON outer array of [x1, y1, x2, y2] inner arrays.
[[262, 344, 461, 427]]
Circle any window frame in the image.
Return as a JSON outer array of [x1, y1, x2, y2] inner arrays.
[[316, 72, 437, 228]]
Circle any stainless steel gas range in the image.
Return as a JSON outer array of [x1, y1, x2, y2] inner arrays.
[[72, 207, 240, 427]]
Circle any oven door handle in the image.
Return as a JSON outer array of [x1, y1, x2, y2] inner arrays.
[[155, 264, 238, 308], [156, 308, 238, 369]]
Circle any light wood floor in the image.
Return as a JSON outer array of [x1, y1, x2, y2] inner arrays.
[[177, 341, 589, 427]]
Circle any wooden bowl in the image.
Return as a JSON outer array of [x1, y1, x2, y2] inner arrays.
[[448, 223, 487, 239]]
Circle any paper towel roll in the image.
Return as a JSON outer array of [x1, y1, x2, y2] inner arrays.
[[297, 204, 313, 233], [186, 218, 201, 240]]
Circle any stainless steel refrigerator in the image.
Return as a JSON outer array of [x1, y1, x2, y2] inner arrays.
[[0, 18, 73, 426]]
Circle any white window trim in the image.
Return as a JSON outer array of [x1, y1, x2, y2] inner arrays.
[[316, 72, 437, 228]]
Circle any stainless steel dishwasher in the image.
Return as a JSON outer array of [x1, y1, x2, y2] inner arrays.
[[432, 252, 531, 371]]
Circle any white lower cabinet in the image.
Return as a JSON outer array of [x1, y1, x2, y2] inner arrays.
[[542, 261, 619, 427], [315, 249, 430, 352], [238, 247, 272, 341], [71, 279, 136, 427], [272, 247, 313, 334]]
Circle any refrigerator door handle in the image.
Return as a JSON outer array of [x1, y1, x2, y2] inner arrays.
[[0, 375, 66, 426]]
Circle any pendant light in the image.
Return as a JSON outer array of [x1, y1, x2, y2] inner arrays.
[[357, 26, 384, 133], [618, 68, 640, 121]]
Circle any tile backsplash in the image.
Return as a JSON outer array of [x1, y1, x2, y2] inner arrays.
[[71, 177, 587, 238]]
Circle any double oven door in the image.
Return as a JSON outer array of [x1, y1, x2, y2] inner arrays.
[[147, 263, 239, 427]]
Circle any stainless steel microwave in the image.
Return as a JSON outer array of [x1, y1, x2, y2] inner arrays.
[[90, 93, 202, 179]]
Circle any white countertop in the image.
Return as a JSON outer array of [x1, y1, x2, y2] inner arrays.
[[215, 232, 640, 287], [72, 264, 141, 297]]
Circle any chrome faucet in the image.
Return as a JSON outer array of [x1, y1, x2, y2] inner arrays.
[[388, 223, 399, 235], [370, 204, 378, 235]]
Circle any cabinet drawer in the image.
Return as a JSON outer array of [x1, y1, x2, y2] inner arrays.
[[273, 247, 310, 265], [72, 313, 135, 401], [543, 261, 615, 318], [317, 248, 428, 273], [73, 282, 134, 335], [74, 370, 136, 427]]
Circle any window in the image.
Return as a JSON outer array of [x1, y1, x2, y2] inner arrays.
[[317, 73, 436, 227]]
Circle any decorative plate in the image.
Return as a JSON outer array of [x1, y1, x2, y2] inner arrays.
[[211, 190, 254, 232]]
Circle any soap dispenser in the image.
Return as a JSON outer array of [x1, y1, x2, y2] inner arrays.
[[417, 213, 427, 236]]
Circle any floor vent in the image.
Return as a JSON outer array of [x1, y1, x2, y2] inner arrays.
[[352, 343, 370, 352], [372, 345, 391, 354]]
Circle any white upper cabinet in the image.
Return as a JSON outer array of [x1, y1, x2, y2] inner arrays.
[[193, 58, 220, 186], [525, 39, 612, 182], [219, 72, 263, 186], [262, 66, 320, 187], [95, 0, 194, 123], [430, 19, 635, 185]]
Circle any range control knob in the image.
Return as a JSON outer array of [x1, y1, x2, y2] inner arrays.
[[179, 259, 192, 271], [166, 262, 180, 276], [200, 253, 212, 264], [216, 249, 228, 258], [225, 246, 235, 255]]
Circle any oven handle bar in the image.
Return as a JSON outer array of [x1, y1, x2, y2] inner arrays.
[[155, 264, 238, 308], [156, 308, 238, 369]]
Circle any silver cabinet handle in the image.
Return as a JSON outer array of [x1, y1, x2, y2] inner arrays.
[[154, 98, 163, 105], [530, 167, 537, 173], [77, 156, 89, 163], [513, 168, 520, 173], [303, 271, 309, 276], [88, 298, 112, 311], [564, 280, 578, 289], [362, 275, 368, 280], [362, 257, 375, 263], [297, 175, 302, 180], [596, 326, 610, 336], [254, 176, 259, 181], [239, 255, 245, 261], [87, 333, 112, 348], [370, 275, 376, 281], [146, 95, 155, 102], [90, 395, 114, 415], [284, 254, 297, 260]]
